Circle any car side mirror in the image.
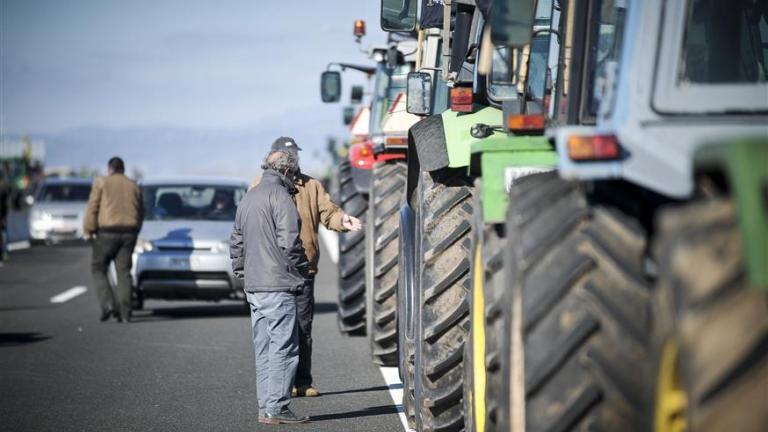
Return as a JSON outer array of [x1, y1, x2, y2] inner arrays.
[[343, 107, 355, 125], [406, 72, 432, 115], [492, 0, 534, 47], [350, 85, 364, 104], [380, 0, 417, 32], [321, 71, 342, 103]]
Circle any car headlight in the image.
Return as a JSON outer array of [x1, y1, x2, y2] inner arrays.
[[215, 240, 230, 254], [134, 238, 154, 254]]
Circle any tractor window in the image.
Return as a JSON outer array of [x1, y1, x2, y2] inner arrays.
[[679, 0, 768, 84], [369, 64, 391, 136], [432, 39, 450, 114], [585, 0, 627, 117]]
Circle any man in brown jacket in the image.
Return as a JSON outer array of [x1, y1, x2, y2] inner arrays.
[[83, 157, 143, 322], [253, 137, 361, 396]]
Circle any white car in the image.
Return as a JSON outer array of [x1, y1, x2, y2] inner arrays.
[[130, 177, 248, 307], [29, 178, 92, 243]]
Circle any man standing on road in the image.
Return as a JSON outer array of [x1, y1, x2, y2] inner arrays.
[[231, 149, 310, 425], [83, 157, 143, 322], [0, 164, 11, 264], [252, 137, 362, 398]]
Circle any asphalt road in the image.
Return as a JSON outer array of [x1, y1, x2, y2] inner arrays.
[[0, 242, 404, 432]]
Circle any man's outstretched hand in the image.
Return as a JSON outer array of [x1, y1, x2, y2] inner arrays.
[[342, 214, 362, 232]]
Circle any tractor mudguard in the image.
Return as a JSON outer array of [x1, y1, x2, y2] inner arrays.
[[409, 114, 449, 172], [470, 135, 557, 224], [443, 107, 503, 168], [409, 107, 504, 173], [697, 139, 768, 290]]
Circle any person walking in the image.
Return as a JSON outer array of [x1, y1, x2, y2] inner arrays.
[[83, 157, 143, 322], [231, 149, 310, 425], [0, 164, 11, 264], [252, 137, 362, 398]]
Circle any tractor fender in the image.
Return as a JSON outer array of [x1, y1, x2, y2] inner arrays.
[[409, 114, 449, 172]]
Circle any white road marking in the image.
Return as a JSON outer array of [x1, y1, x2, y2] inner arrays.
[[50, 286, 87, 304], [379, 366, 414, 432], [319, 226, 339, 264], [8, 240, 31, 251]]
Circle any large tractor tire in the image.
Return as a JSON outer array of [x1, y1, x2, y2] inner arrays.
[[464, 179, 506, 432], [652, 199, 767, 432], [336, 160, 367, 335], [503, 172, 651, 432], [366, 160, 406, 365], [417, 168, 473, 432]]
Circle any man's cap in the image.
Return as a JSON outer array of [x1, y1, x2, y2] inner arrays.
[[271, 136, 302, 154]]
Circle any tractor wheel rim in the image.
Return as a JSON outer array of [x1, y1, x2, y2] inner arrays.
[[655, 338, 688, 432], [472, 243, 486, 432]]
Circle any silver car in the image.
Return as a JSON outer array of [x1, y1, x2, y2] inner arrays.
[[131, 177, 248, 306], [29, 178, 92, 243]]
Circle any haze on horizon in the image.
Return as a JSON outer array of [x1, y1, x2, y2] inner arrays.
[[0, 0, 385, 178]]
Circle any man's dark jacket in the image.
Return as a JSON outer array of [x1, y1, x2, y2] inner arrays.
[[230, 169, 309, 293]]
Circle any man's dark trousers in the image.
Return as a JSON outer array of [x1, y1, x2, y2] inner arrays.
[[92, 233, 137, 319], [295, 277, 315, 388]]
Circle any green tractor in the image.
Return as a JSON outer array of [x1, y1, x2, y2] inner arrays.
[[491, 0, 768, 431], [381, 0, 564, 430]]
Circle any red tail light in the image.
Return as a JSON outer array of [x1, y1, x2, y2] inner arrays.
[[567, 135, 621, 161], [349, 142, 375, 169], [450, 87, 473, 112], [507, 114, 545, 132]]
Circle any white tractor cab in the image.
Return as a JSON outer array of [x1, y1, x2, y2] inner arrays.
[[498, 0, 767, 430]]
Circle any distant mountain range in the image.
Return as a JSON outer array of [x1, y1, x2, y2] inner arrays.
[[6, 104, 350, 181]]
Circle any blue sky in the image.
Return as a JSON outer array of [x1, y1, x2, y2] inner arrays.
[[0, 0, 386, 178]]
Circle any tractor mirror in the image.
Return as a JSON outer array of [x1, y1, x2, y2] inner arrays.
[[492, 0, 534, 47], [321, 71, 342, 103], [343, 107, 356, 125], [406, 72, 432, 115], [380, 0, 417, 32], [350, 85, 364, 104]]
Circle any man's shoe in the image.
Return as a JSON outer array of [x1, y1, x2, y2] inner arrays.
[[296, 386, 319, 397], [100, 310, 115, 322], [263, 408, 309, 424]]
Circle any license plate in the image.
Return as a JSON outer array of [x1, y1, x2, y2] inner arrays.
[[169, 258, 190, 269]]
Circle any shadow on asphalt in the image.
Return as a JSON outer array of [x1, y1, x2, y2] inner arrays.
[[309, 405, 400, 422], [314, 302, 337, 314], [121, 301, 337, 322], [0, 305, 56, 312], [319, 385, 398, 396], [129, 303, 249, 322], [0, 332, 52, 346]]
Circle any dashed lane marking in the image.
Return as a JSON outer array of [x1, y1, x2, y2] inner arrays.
[[379, 366, 413, 432], [50, 286, 88, 304], [318, 226, 339, 264]]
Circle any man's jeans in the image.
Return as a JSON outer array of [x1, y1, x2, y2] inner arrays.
[[295, 277, 315, 388], [92, 233, 137, 318], [246, 291, 299, 415]]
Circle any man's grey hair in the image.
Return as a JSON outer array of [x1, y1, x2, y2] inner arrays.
[[261, 150, 299, 175]]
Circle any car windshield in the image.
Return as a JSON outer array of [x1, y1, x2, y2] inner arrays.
[[679, 0, 768, 84], [37, 183, 92, 202], [142, 185, 246, 221]]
